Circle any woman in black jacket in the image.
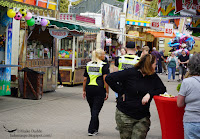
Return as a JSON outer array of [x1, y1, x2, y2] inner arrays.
[[106, 54, 166, 139]]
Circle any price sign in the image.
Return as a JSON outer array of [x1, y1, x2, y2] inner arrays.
[[164, 23, 173, 36], [150, 18, 160, 30], [152, 22, 159, 28]]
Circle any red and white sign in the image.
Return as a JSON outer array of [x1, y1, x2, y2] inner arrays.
[[150, 18, 160, 30], [49, 29, 69, 39], [106, 38, 112, 46], [164, 23, 173, 36]]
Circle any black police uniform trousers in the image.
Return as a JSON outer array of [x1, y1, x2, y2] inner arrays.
[[86, 92, 105, 134]]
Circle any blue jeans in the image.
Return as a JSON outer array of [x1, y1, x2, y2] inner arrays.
[[168, 67, 176, 80], [184, 122, 200, 139], [86, 96, 105, 133]]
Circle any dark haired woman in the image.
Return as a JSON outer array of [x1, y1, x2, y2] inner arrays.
[[177, 53, 200, 139], [106, 54, 166, 139]]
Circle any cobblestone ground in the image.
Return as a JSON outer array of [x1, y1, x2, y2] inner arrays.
[[0, 72, 180, 139]]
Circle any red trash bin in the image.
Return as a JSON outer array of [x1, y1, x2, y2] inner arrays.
[[154, 96, 185, 139]]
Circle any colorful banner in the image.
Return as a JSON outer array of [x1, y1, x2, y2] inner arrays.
[[126, 0, 148, 20], [101, 3, 121, 29], [0, 22, 12, 96], [160, 0, 200, 17]]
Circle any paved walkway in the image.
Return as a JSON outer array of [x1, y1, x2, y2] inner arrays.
[[0, 74, 180, 139]]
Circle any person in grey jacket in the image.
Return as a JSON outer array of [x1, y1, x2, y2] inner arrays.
[[177, 53, 200, 139]]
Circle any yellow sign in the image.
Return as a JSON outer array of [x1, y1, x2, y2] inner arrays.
[[128, 31, 139, 38], [139, 32, 146, 41]]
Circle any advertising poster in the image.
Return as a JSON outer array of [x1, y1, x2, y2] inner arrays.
[[4, 22, 12, 95], [160, 0, 200, 17], [127, 0, 134, 19], [140, 4, 144, 19], [135, 1, 140, 18], [101, 3, 121, 29], [126, 0, 147, 20]]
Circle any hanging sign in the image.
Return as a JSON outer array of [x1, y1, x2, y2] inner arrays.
[[49, 29, 69, 39], [164, 23, 173, 36], [128, 31, 139, 38], [106, 38, 112, 46], [150, 18, 160, 30]]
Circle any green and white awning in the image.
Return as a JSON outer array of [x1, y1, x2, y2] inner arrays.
[[49, 20, 100, 33]]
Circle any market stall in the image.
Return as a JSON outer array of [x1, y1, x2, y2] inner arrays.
[[18, 21, 58, 92], [58, 32, 97, 85], [49, 19, 100, 85]]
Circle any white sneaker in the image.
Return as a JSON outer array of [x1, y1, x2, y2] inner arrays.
[[88, 131, 98, 136], [57, 85, 63, 88]]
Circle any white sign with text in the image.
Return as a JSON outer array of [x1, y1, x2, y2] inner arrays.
[[150, 18, 160, 30], [164, 23, 173, 36]]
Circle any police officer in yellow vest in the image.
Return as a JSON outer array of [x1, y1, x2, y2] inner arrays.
[[114, 41, 140, 100], [83, 49, 109, 136], [116, 41, 140, 71]]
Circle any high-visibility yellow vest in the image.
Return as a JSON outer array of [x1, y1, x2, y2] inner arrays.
[[118, 54, 140, 71], [86, 61, 105, 86]]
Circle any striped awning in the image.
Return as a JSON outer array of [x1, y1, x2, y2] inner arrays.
[[126, 19, 150, 27]]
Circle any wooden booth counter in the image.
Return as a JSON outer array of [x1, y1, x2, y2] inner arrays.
[[58, 58, 90, 85]]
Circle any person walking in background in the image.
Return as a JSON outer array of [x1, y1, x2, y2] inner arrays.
[[82, 49, 110, 136], [178, 50, 189, 81], [177, 53, 200, 139], [166, 52, 178, 82], [115, 41, 140, 71], [151, 47, 162, 73], [120, 47, 126, 56], [140, 46, 149, 57], [106, 54, 166, 139], [159, 49, 167, 74], [57, 59, 63, 88], [136, 46, 142, 57]]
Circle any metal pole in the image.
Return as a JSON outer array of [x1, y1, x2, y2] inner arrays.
[[76, 37, 79, 68], [47, 0, 50, 8], [72, 36, 76, 72], [68, 2, 72, 13]]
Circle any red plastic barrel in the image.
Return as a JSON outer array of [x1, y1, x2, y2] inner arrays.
[[154, 96, 185, 139]]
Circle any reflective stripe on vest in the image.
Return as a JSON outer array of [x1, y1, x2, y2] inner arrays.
[[86, 61, 105, 86], [118, 54, 140, 71]]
